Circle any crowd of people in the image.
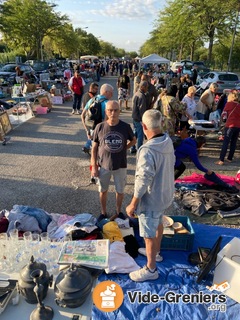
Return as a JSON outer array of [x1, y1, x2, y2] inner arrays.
[[66, 63, 240, 282]]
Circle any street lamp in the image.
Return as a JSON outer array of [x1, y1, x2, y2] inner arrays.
[[227, 8, 240, 71]]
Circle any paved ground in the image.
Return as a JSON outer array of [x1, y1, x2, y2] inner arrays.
[[1, 75, 240, 227]]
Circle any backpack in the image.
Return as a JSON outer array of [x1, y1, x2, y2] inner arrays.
[[85, 97, 107, 129]]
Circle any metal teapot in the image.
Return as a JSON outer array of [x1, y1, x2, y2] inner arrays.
[[18, 256, 52, 304], [54, 264, 93, 308]]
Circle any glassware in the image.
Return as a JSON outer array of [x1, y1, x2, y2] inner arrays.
[[40, 232, 50, 242], [9, 228, 19, 241], [23, 231, 32, 241]]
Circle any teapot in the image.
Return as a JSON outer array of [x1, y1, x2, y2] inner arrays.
[[54, 264, 93, 308], [18, 256, 52, 304]]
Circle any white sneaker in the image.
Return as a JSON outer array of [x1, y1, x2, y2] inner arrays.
[[138, 247, 163, 262], [129, 265, 159, 282], [76, 110, 80, 114], [72, 110, 75, 114]]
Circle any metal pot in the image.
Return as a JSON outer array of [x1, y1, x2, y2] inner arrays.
[[54, 264, 93, 308], [18, 256, 52, 304]]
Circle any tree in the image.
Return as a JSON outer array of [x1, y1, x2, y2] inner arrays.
[[185, 0, 239, 64], [0, 0, 68, 59], [48, 24, 80, 59]]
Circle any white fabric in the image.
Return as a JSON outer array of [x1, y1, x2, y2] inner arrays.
[[105, 241, 140, 274], [140, 54, 170, 65], [114, 218, 130, 229]]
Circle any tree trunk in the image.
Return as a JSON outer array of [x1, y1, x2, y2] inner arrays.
[[207, 28, 215, 65]]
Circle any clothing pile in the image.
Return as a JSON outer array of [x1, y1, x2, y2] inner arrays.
[[175, 173, 240, 216], [0, 205, 141, 274]]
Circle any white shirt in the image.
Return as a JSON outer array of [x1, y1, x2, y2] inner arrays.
[[182, 94, 197, 120]]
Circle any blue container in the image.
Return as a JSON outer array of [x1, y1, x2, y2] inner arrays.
[[161, 216, 195, 251]]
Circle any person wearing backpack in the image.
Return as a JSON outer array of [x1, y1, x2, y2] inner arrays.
[[68, 70, 86, 114], [81, 84, 114, 155]]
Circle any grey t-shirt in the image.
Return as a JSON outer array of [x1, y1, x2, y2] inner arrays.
[[93, 120, 135, 170]]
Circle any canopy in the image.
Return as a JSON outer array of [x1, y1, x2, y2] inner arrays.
[[139, 53, 170, 65]]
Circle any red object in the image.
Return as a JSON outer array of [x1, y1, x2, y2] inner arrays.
[[0, 216, 9, 233], [235, 170, 240, 184]]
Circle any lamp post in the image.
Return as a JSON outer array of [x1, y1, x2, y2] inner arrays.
[[227, 7, 240, 72]]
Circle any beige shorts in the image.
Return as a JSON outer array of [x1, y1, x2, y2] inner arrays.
[[98, 167, 127, 193]]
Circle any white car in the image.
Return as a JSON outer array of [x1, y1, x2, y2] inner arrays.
[[199, 71, 239, 94], [170, 62, 183, 73]]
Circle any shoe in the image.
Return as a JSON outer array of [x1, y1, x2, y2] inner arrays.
[[138, 247, 163, 262], [117, 212, 126, 220], [226, 159, 233, 163], [76, 110, 81, 115], [72, 110, 75, 114], [129, 265, 159, 282], [97, 214, 107, 223], [82, 147, 91, 155]]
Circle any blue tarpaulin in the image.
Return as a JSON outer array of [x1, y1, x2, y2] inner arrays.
[[93, 223, 240, 320]]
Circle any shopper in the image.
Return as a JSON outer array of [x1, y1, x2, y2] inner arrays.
[[91, 100, 136, 219], [126, 109, 175, 282], [215, 91, 240, 165], [68, 70, 86, 114]]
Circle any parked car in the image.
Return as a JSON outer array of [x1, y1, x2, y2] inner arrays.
[[0, 63, 36, 85], [199, 71, 239, 94], [170, 62, 183, 74], [32, 61, 58, 76]]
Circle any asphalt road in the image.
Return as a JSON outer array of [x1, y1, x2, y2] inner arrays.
[[1, 75, 239, 226]]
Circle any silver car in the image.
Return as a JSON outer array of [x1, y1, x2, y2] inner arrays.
[[200, 71, 239, 94]]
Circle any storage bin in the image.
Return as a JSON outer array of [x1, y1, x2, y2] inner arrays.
[[161, 216, 195, 251], [36, 106, 48, 114]]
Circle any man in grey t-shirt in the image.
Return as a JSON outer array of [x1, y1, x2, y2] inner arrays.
[[91, 100, 136, 219]]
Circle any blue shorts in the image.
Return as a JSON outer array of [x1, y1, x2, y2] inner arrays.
[[98, 167, 127, 193], [138, 211, 163, 238]]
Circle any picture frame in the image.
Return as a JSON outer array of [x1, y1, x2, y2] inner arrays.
[[0, 111, 12, 139]]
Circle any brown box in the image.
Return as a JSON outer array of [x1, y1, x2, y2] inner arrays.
[[37, 95, 52, 109]]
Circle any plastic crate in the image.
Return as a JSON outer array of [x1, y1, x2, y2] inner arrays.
[[161, 216, 194, 251]]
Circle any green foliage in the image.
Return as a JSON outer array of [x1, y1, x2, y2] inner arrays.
[[140, 0, 240, 69], [0, 0, 68, 59]]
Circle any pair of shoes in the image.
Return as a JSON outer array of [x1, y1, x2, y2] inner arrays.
[[117, 212, 126, 220], [138, 248, 163, 262], [130, 149, 137, 154], [72, 110, 75, 114], [215, 160, 224, 165], [82, 147, 91, 155], [129, 265, 159, 282], [97, 214, 107, 223]]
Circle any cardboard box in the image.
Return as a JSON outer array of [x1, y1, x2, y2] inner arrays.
[[51, 96, 63, 105], [213, 237, 240, 303], [37, 94, 52, 109]]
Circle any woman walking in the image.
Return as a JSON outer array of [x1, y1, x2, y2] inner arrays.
[[215, 90, 240, 165]]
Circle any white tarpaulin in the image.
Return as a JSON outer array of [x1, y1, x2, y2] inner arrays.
[[139, 54, 170, 65]]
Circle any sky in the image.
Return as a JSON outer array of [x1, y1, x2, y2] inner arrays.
[[53, 0, 166, 53]]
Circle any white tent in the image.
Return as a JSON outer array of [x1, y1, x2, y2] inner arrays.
[[139, 54, 170, 65]]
